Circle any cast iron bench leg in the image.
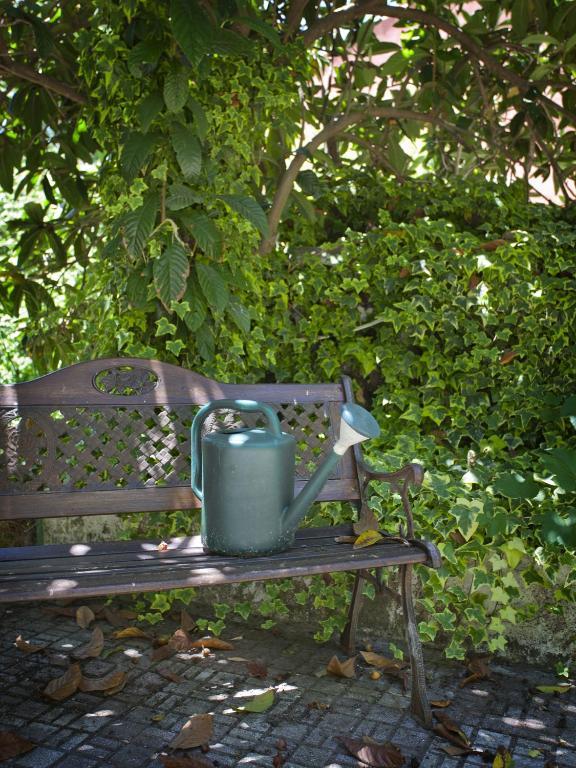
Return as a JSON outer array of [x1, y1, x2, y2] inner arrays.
[[401, 562, 432, 728], [340, 571, 365, 655]]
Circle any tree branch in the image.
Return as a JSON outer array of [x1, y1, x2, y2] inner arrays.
[[283, 0, 312, 41], [302, 1, 576, 124], [260, 107, 466, 254], [0, 58, 88, 104]]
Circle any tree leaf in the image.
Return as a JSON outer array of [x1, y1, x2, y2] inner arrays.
[[227, 300, 251, 333], [79, 670, 126, 693], [353, 529, 384, 549], [245, 660, 268, 678], [113, 627, 151, 639], [164, 69, 189, 113], [73, 626, 105, 660], [188, 98, 209, 141], [123, 194, 159, 257], [326, 655, 356, 678], [218, 194, 269, 236], [166, 183, 202, 211], [14, 635, 45, 654], [189, 636, 234, 650], [535, 683, 572, 694], [181, 211, 222, 257], [196, 263, 229, 313], [172, 124, 202, 178], [0, 731, 36, 760], [337, 736, 405, 767], [360, 651, 408, 671], [153, 241, 190, 310], [76, 606, 95, 629], [433, 711, 471, 748], [493, 473, 540, 499], [121, 132, 157, 182], [170, 0, 212, 64], [138, 92, 164, 132], [160, 753, 216, 767], [235, 688, 275, 713], [170, 713, 213, 748], [43, 663, 82, 701], [127, 39, 163, 77]]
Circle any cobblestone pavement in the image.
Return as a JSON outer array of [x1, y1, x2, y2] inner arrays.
[[1, 601, 574, 768]]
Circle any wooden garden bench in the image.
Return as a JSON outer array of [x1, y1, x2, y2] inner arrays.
[[0, 358, 440, 726]]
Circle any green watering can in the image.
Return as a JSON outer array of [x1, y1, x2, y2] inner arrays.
[[191, 399, 380, 556]]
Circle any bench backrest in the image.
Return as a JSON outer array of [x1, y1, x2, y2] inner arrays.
[[0, 358, 361, 521]]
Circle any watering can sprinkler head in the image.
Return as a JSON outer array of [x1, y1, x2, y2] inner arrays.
[[333, 403, 381, 455]]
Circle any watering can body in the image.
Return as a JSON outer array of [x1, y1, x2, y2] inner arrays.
[[191, 398, 380, 557]]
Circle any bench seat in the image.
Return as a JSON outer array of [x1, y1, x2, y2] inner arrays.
[[0, 523, 439, 603]]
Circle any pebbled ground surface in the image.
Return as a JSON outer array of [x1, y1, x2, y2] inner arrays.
[[0, 601, 574, 768]]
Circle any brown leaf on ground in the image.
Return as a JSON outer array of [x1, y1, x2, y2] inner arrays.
[[272, 753, 285, 767], [360, 651, 408, 671], [433, 711, 472, 751], [245, 660, 268, 679], [79, 670, 126, 694], [14, 635, 45, 654], [73, 627, 105, 660], [170, 714, 213, 749], [152, 644, 177, 662], [440, 744, 475, 756], [113, 627, 151, 640], [41, 605, 77, 617], [169, 629, 194, 651], [307, 701, 330, 710], [353, 529, 384, 549], [102, 607, 137, 627], [326, 655, 356, 679], [459, 654, 492, 688], [337, 735, 405, 767], [334, 535, 357, 544], [499, 350, 518, 365], [189, 637, 234, 651], [430, 699, 452, 708], [43, 663, 82, 701], [76, 606, 95, 629], [158, 669, 184, 684], [181, 610, 196, 633], [160, 755, 216, 768], [0, 731, 36, 760]]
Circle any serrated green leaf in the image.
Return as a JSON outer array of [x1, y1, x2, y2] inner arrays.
[[170, 0, 211, 64], [24, 202, 45, 224], [235, 688, 274, 713], [120, 132, 157, 182], [181, 211, 222, 256], [166, 183, 201, 211], [196, 262, 229, 312], [153, 241, 190, 310], [172, 124, 202, 178], [126, 267, 152, 309], [123, 194, 158, 257], [47, 229, 66, 267], [219, 194, 269, 236], [163, 69, 189, 112], [127, 39, 163, 77], [212, 28, 253, 56], [137, 92, 164, 132], [227, 300, 251, 333], [234, 16, 282, 49], [196, 322, 214, 361], [187, 98, 209, 141]]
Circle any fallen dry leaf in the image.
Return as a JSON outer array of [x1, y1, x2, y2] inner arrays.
[[160, 754, 216, 768], [353, 529, 384, 549], [73, 627, 105, 660], [43, 663, 82, 701], [79, 670, 126, 694], [433, 711, 471, 751], [245, 660, 268, 679], [326, 655, 356, 679], [169, 628, 194, 651], [170, 714, 213, 749], [0, 731, 36, 760], [189, 637, 234, 651], [14, 635, 45, 654], [113, 627, 151, 640], [370, 671, 381, 681], [337, 735, 404, 767], [440, 744, 475, 756], [334, 535, 357, 544], [76, 606, 95, 629], [430, 699, 452, 708], [499, 350, 518, 365], [158, 541, 169, 551], [272, 753, 285, 768], [181, 609, 196, 632], [360, 651, 408, 671], [158, 669, 184, 684], [493, 747, 514, 768], [459, 653, 492, 688], [307, 701, 330, 710], [102, 607, 137, 627], [152, 644, 177, 662], [41, 605, 77, 617], [235, 688, 275, 713]]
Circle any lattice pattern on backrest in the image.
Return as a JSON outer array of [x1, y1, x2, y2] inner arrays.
[[0, 399, 339, 495]]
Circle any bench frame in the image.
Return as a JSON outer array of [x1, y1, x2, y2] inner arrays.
[[0, 358, 441, 727]]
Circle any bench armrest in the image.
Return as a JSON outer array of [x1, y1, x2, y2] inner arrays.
[[356, 459, 424, 539]]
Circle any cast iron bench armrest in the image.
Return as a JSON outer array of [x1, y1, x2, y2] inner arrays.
[[357, 459, 424, 540]]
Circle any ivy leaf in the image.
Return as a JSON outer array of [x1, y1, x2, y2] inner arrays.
[[153, 241, 190, 310], [166, 338, 186, 356], [137, 92, 164, 132], [166, 183, 201, 211], [219, 194, 269, 237], [163, 69, 189, 112], [171, 123, 202, 178], [120, 131, 157, 182], [123, 194, 159, 257], [196, 263, 229, 312]]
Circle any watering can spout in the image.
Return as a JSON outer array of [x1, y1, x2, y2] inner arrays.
[[282, 403, 380, 531]]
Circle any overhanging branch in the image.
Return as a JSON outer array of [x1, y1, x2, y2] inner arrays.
[[0, 58, 88, 104]]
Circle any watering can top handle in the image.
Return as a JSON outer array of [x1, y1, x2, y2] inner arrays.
[[191, 399, 282, 499]]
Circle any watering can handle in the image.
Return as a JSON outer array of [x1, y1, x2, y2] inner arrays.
[[191, 399, 282, 499]]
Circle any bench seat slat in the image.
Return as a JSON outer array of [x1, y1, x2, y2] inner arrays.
[[0, 525, 436, 603]]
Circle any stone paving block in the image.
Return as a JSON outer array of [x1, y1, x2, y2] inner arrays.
[[51, 755, 98, 768], [13, 747, 63, 768], [109, 744, 153, 767]]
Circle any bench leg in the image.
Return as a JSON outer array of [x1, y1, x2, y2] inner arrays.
[[340, 571, 365, 655], [400, 563, 432, 728]]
